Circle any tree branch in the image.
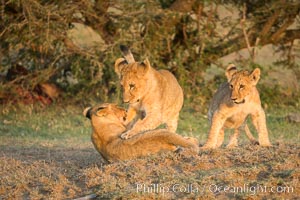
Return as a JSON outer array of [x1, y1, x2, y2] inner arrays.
[[260, 9, 281, 39], [270, 18, 296, 43], [208, 29, 300, 58], [240, 3, 253, 60]]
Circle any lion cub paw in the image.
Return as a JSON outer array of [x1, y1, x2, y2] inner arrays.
[[200, 144, 216, 150], [251, 140, 260, 146], [259, 142, 272, 147], [184, 137, 199, 146]]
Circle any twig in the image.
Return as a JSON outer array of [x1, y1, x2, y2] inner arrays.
[[0, 27, 7, 37], [1, 0, 4, 21], [240, 3, 254, 61], [287, 40, 294, 64], [46, 11, 50, 47], [252, 37, 260, 61]]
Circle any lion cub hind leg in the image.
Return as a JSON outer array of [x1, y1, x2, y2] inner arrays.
[[161, 132, 199, 154], [251, 109, 272, 147], [227, 128, 240, 148], [227, 124, 259, 148], [128, 130, 199, 155], [184, 136, 199, 147], [244, 124, 259, 145]]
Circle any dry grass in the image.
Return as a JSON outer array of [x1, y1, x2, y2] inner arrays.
[[83, 144, 300, 199], [0, 143, 299, 199], [0, 104, 299, 199]]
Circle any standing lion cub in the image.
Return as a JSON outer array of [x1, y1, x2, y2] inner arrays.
[[202, 64, 271, 149], [83, 103, 198, 162], [114, 46, 184, 139]]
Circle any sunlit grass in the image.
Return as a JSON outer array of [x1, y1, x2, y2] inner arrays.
[[0, 103, 299, 147], [0, 103, 91, 147]]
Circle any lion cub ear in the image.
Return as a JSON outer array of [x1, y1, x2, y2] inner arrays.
[[83, 107, 92, 119], [139, 58, 151, 74], [120, 45, 135, 64], [114, 58, 128, 78], [225, 64, 237, 81], [249, 68, 261, 85]]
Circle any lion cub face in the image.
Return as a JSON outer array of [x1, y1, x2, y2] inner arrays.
[[225, 64, 261, 104], [84, 103, 127, 125], [114, 58, 151, 104]]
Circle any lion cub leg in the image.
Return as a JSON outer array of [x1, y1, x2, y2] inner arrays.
[[251, 109, 271, 147], [227, 128, 240, 148], [244, 124, 259, 145], [124, 107, 138, 130], [202, 113, 226, 149], [216, 128, 225, 147], [121, 111, 162, 139], [166, 114, 179, 133]]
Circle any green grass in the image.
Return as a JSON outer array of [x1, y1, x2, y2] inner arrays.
[[177, 107, 209, 142], [1, 103, 298, 147], [0, 103, 92, 147], [265, 106, 300, 142]]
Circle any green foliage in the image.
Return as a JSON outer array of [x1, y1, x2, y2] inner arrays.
[[0, 0, 299, 108]]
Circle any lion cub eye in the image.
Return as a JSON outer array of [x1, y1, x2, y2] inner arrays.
[[96, 107, 105, 111], [229, 84, 233, 89], [239, 85, 245, 90], [129, 84, 135, 90]]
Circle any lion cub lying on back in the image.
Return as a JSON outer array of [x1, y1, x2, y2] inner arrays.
[[114, 46, 184, 139], [83, 103, 198, 162], [203, 64, 271, 149]]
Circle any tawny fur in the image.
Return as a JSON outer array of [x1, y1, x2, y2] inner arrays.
[[84, 103, 198, 162], [114, 48, 183, 139], [203, 64, 271, 149]]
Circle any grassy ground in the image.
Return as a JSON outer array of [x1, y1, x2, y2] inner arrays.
[[0, 102, 299, 199]]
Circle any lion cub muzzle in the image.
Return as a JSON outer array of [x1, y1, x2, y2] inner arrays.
[[123, 98, 140, 104], [231, 98, 245, 104]]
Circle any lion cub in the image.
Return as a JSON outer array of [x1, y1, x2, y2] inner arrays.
[[114, 46, 184, 139], [203, 64, 271, 149], [83, 103, 198, 162]]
